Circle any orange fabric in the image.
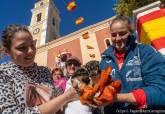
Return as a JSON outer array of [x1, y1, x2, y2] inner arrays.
[[79, 66, 121, 106], [79, 86, 94, 105]]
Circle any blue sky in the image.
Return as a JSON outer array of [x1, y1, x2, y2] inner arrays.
[[0, 0, 116, 63], [0, 0, 116, 36]]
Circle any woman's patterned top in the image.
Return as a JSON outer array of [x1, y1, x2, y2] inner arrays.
[[0, 61, 61, 114]]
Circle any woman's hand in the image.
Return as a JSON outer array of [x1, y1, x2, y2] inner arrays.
[[65, 87, 79, 102], [115, 93, 136, 104], [38, 87, 78, 114]]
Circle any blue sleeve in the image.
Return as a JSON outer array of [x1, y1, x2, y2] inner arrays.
[[140, 45, 165, 106]]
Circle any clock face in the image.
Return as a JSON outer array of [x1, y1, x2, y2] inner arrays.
[[33, 28, 40, 34]]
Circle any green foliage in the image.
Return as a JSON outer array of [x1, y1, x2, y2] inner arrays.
[[114, 0, 165, 17]]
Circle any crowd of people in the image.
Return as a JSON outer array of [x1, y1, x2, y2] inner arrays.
[[1, 15, 165, 114]]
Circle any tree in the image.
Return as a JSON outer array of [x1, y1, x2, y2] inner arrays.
[[114, 0, 165, 17]]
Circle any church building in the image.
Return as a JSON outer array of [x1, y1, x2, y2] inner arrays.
[[29, 0, 113, 69]]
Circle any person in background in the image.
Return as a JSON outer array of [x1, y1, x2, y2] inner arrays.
[[99, 15, 165, 113], [52, 67, 67, 95], [65, 57, 81, 79], [0, 24, 77, 114], [64, 57, 81, 90]]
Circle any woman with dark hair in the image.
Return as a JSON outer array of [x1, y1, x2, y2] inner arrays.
[[0, 24, 77, 114], [99, 15, 165, 112]]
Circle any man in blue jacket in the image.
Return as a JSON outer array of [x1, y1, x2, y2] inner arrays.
[[99, 15, 165, 113]]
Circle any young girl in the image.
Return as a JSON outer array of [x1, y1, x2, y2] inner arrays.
[[52, 67, 67, 94], [66, 67, 93, 114], [100, 15, 165, 113], [0, 24, 77, 114]]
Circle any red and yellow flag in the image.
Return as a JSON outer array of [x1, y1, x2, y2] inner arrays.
[[137, 8, 165, 55], [66, 0, 77, 12]]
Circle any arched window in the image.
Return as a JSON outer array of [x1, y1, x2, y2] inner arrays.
[[40, 2, 44, 6], [104, 38, 111, 48], [52, 18, 55, 26], [36, 13, 42, 22]]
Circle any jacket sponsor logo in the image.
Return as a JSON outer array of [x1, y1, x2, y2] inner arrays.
[[126, 66, 142, 82], [126, 56, 140, 66]]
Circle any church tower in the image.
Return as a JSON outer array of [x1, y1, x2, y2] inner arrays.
[[29, 0, 60, 47]]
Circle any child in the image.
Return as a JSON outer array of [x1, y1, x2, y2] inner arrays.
[[52, 67, 66, 94], [81, 60, 121, 113], [65, 67, 93, 114], [70, 61, 102, 114], [71, 60, 101, 106], [71, 67, 92, 96], [85, 60, 102, 114]]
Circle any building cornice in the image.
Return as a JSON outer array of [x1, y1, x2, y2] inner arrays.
[[36, 16, 115, 53], [31, 4, 49, 13]]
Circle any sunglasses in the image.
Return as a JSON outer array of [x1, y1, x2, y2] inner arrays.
[[111, 31, 128, 37]]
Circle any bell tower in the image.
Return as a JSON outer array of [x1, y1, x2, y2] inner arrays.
[[29, 0, 60, 47]]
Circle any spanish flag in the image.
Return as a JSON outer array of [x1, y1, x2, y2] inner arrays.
[[87, 45, 94, 49], [75, 17, 84, 25], [82, 32, 89, 39], [66, 0, 77, 12], [137, 8, 165, 55], [89, 54, 95, 58]]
